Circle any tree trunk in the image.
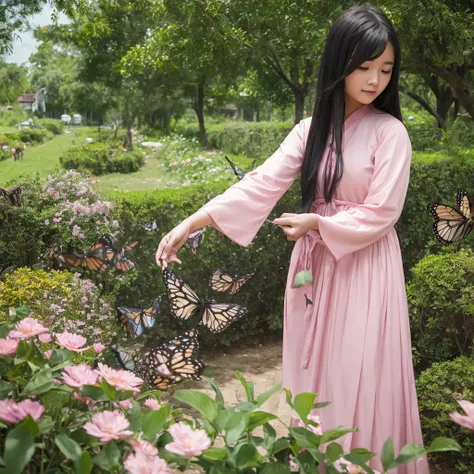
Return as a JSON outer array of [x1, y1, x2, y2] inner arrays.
[[193, 79, 207, 146], [122, 116, 135, 150], [294, 88, 305, 124]]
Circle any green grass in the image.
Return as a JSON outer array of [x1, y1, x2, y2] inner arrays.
[[0, 126, 19, 133]]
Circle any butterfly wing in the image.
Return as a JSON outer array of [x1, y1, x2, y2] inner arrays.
[[168, 329, 199, 359], [141, 297, 161, 330], [122, 241, 139, 252], [58, 253, 84, 268], [200, 303, 248, 333], [457, 189, 473, 219], [231, 272, 255, 295], [427, 202, 473, 245], [224, 156, 246, 180], [209, 270, 234, 293], [163, 267, 201, 320], [110, 345, 136, 371], [185, 229, 204, 255], [117, 306, 144, 338]]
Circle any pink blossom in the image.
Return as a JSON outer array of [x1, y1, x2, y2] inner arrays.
[[166, 422, 211, 457], [96, 363, 143, 392], [93, 343, 105, 354], [0, 399, 44, 423], [0, 337, 19, 356], [24, 144, 27, 151], [38, 333, 53, 344], [289, 454, 299, 472], [129, 434, 159, 456], [119, 400, 133, 410], [144, 398, 161, 410], [124, 450, 172, 474], [73, 392, 96, 408], [450, 400, 474, 430], [9, 318, 48, 340], [62, 364, 99, 389], [11, 148, 16, 154], [83, 410, 133, 443], [43, 349, 53, 359], [169, 161, 178, 167], [55, 331, 89, 352], [44, 219, 50, 225]]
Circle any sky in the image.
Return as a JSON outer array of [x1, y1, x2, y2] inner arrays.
[[4, 5, 69, 66]]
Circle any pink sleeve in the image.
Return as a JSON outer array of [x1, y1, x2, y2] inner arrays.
[[201, 121, 307, 247], [317, 121, 412, 261]]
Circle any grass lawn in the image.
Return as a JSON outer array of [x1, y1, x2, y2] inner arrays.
[[0, 126, 20, 133]]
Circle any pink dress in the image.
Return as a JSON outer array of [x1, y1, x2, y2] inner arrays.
[[201, 104, 430, 474]]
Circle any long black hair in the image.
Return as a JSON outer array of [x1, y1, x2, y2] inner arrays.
[[301, 4, 403, 211]]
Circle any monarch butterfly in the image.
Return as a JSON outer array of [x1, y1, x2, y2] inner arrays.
[[209, 269, 255, 295], [57, 239, 109, 272], [185, 228, 205, 255], [224, 156, 246, 180], [110, 345, 136, 371], [143, 220, 158, 232], [0, 185, 23, 207], [91, 234, 139, 272], [163, 267, 248, 333], [168, 328, 199, 359], [427, 189, 474, 245], [117, 297, 161, 338]]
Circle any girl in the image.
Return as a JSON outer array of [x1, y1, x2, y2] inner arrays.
[[156, 5, 430, 473]]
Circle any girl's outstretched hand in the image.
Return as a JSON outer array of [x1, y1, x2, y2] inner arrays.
[[273, 213, 319, 241], [155, 221, 192, 268]]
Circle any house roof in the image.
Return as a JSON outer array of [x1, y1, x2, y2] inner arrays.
[[17, 93, 36, 104]]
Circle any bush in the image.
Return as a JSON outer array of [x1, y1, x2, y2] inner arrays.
[[417, 356, 474, 472], [59, 144, 145, 175], [17, 127, 52, 144], [37, 118, 65, 135], [407, 249, 474, 372], [0, 147, 11, 161], [0, 268, 117, 344]]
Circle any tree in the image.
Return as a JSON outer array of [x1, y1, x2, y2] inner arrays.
[[0, 61, 29, 104]]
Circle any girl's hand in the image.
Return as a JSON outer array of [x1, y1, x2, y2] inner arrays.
[[155, 221, 193, 268], [273, 213, 319, 241]]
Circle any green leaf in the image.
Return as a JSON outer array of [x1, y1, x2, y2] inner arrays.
[[259, 463, 292, 473], [15, 306, 30, 317], [4, 427, 35, 474], [75, 451, 92, 474], [142, 405, 170, 439], [80, 385, 109, 401], [313, 401, 331, 409], [204, 376, 225, 408], [289, 427, 321, 449], [55, 434, 82, 462], [263, 422, 276, 450], [325, 442, 344, 463], [381, 436, 395, 471], [255, 381, 282, 408], [248, 411, 277, 432], [270, 437, 291, 456], [225, 411, 251, 445], [37, 416, 54, 435], [235, 444, 264, 470], [0, 380, 12, 399], [293, 392, 317, 422], [50, 349, 73, 366], [321, 427, 357, 444], [23, 367, 53, 396], [235, 370, 254, 404], [294, 270, 312, 288], [100, 379, 117, 400], [283, 388, 294, 409], [173, 390, 218, 421], [14, 340, 32, 365], [392, 443, 426, 467], [426, 437, 462, 453], [201, 447, 228, 461], [17, 415, 39, 437], [128, 400, 142, 432], [92, 442, 120, 470]]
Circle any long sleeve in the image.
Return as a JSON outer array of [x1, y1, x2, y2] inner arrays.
[[317, 120, 412, 262], [201, 120, 308, 247]]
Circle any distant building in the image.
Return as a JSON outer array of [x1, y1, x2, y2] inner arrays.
[[17, 93, 37, 111]]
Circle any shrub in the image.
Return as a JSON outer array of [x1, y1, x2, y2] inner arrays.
[[59, 144, 145, 175], [0, 267, 116, 344], [37, 118, 65, 135], [417, 356, 474, 472], [0, 147, 10, 161], [17, 127, 52, 144], [407, 249, 474, 372]]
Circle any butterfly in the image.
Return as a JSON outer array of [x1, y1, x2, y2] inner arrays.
[[427, 189, 474, 245], [224, 156, 246, 180], [57, 239, 109, 272], [111, 344, 136, 371], [185, 228, 205, 255], [163, 267, 248, 333], [91, 233, 139, 272], [143, 220, 158, 232], [209, 269, 255, 295], [117, 297, 161, 338], [0, 185, 23, 206]]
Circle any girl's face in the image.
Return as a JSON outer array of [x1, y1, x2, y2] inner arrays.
[[344, 42, 395, 110]]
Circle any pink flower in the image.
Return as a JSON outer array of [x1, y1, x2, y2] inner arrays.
[[124, 450, 172, 474], [62, 364, 99, 389], [166, 422, 211, 457], [0, 337, 19, 356], [450, 400, 474, 430], [93, 343, 105, 354], [56, 331, 89, 352], [11, 148, 16, 154], [119, 400, 133, 410], [24, 144, 27, 151], [144, 398, 161, 410], [0, 399, 44, 423], [38, 333, 53, 344], [129, 434, 159, 456], [9, 317, 48, 340], [74, 392, 96, 407], [44, 219, 50, 225], [96, 363, 143, 392], [289, 454, 299, 472], [83, 410, 133, 443], [43, 350, 53, 359]]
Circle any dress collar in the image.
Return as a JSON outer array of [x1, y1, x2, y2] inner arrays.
[[343, 104, 371, 133]]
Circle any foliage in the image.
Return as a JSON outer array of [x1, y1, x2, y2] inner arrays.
[[0, 61, 30, 105], [0, 313, 460, 473], [407, 249, 474, 372], [0, 268, 116, 344], [37, 118, 65, 135], [417, 356, 474, 472]]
